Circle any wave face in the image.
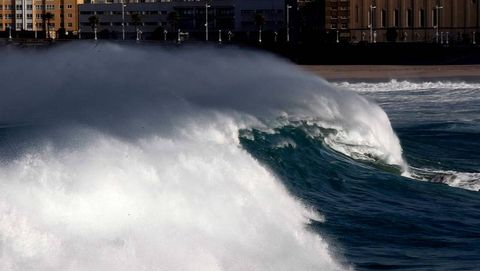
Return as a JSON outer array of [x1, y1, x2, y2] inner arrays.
[[241, 80, 480, 270], [0, 42, 411, 270], [336, 80, 480, 191]]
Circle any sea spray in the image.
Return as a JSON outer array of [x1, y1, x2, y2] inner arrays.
[[0, 42, 406, 269]]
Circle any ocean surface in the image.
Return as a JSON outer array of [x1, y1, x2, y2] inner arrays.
[[0, 43, 478, 270]]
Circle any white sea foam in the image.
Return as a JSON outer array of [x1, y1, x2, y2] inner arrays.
[[0, 43, 408, 270], [0, 122, 346, 270], [412, 168, 480, 192], [335, 80, 480, 93]]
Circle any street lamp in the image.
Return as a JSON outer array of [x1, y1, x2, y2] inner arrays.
[[136, 29, 141, 41], [218, 29, 222, 43], [435, 5, 443, 43], [177, 28, 181, 43], [336, 29, 339, 43], [121, 0, 126, 40], [8, 26, 12, 40], [205, 3, 211, 41], [258, 28, 262, 43], [163, 29, 167, 41], [369, 4, 376, 43], [78, 28, 82, 39], [286, 4, 292, 42]]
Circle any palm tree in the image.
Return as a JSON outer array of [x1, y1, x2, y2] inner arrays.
[[254, 12, 265, 43], [43, 12, 54, 39], [88, 15, 99, 40], [167, 11, 179, 32], [131, 13, 142, 40]]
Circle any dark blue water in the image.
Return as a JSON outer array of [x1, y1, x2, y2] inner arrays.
[[241, 81, 480, 270]]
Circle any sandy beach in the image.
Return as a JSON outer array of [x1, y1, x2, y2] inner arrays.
[[302, 65, 480, 81]]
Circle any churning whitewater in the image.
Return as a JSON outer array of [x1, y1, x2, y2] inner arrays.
[[0, 43, 409, 270]]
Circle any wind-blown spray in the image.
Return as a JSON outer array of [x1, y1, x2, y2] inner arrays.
[[0, 43, 406, 270]]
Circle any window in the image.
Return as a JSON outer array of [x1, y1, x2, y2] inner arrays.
[[46, 4, 55, 10], [67, 22, 72, 27], [0, 14, 2, 19], [432, 8, 438, 27], [67, 4, 72, 8], [393, 9, 399, 27], [27, 5, 32, 10], [36, 14, 42, 19], [16, 14, 23, 19], [381, 9, 386, 28], [27, 14, 33, 19], [68, 13, 72, 18], [16, 23, 22, 29], [27, 23, 33, 29], [16, 5, 22, 10], [407, 9, 413, 27], [419, 9, 425, 27], [355, 5, 359, 23]]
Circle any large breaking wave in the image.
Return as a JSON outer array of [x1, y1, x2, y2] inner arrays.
[[0, 43, 407, 270]]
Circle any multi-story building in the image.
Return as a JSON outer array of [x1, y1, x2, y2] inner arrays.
[[0, 0, 82, 38], [298, 0, 480, 43], [325, 0, 351, 41], [78, 0, 285, 40], [349, 0, 480, 43]]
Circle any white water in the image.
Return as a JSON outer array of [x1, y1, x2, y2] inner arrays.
[[335, 80, 480, 93], [411, 167, 480, 192], [0, 43, 407, 269], [336, 79, 480, 190]]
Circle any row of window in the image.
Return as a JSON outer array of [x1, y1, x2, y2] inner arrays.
[[331, 23, 349, 29], [363, 8, 441, 28], [81, 10, 168, 15], [0, 4, 73, 10], [0, 13, 73, 19], [80, 21, 165, 26], [0, 22, 73, 29]]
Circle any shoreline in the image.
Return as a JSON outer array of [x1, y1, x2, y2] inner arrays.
[[301, 65, 480, 81]]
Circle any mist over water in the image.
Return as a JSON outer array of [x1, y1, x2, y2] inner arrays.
[[0, 42, 411, 270]]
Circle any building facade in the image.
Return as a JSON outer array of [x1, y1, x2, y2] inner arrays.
[[348, 0, 480, 43], [78, 0, 285, 40], [0, 0, 82, 38]]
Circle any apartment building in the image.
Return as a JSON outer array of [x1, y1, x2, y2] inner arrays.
[[0, 0, 82, 38], [325, 0, 351, 40], [349, 0, 480, 43], [78, 0, 284, 39]]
